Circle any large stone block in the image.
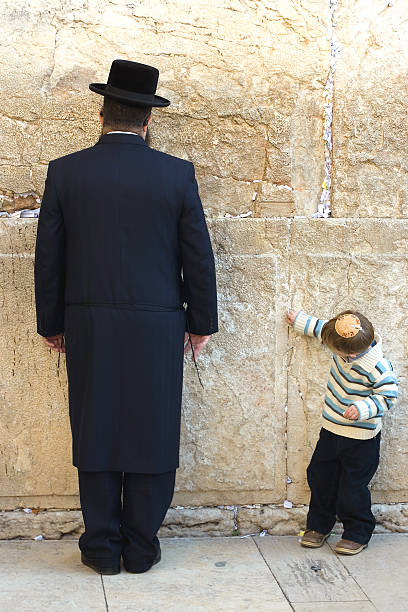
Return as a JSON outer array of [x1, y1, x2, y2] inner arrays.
[[160, 507, 235, 537], [333, 0, 408, 217], [286, 218, 408, 504], [0, 510, 83, 540], [0, 1, 329, 216], [0, 221, 77, 501], [175, 218, 290, 505]]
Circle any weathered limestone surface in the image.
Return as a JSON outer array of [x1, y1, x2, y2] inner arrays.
[[2, 503, 408, 540], [0, 0, 329, 216], [1, 217, 407, 522], [0, 510, 83, 540], [160, 507, 235, 537], [333, 0, 408, 217], [237, 503, 408, 536], [1, 1, 408, 535], [0, 221, 78, 501], [287, 218, 408, 504], [238, 506, 309, 536], [257, 535, 369, 603], [0, 507, 235, 539], [0, 218, 290, 509], [177, 218, 289, 506]]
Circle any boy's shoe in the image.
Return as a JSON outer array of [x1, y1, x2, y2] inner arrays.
[[334, 539, 368, 555], [301, 530, 330, 548]]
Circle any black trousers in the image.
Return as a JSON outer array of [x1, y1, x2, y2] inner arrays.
[[77, 469, 176, 570], [306, 427, 381, 545]]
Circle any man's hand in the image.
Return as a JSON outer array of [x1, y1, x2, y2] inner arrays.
[[43, 333, 66, 353], [344, 405, 359, 420], [286, 309, 297, 326], [184, 333, 210, 359]]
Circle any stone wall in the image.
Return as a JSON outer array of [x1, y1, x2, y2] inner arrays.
[[1, 217, 408, 536], [1, 0, 408, 536], [0, 0, 330, 217], [333, 0, 408, 217]]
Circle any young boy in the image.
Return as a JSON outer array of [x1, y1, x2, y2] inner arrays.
[[287, 309, 398, 555]]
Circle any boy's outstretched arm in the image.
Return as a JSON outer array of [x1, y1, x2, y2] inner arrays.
[[287, 309, 328, 342]]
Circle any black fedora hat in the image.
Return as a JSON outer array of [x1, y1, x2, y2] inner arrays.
[[89, 59, 170, 107]]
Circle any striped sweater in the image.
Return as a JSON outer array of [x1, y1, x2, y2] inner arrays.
[[292, 311, 398, 440]]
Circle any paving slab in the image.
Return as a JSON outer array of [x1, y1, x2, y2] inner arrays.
[[2, 536, 406, 611], [0, 541, 106, 611], [102, 537, 292, 612], [330, 534, 408, 612], [254, 535, 368, 604], [293, 603, 376, 612]]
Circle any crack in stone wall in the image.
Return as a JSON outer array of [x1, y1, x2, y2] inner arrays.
[[315, 0, 340, 218]]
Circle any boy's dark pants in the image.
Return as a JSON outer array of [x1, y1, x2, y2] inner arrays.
[[306, 427, 381, 545]]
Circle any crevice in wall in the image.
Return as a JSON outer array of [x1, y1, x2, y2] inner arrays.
[[0, 192, 41, 218], [285, 218, 294, 502], [226, 505, 240, 534], [314, 0, 340, 219]]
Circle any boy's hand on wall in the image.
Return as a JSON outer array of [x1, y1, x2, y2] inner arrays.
[[286, 310, 297, 326], [344, 405, 359, 420]]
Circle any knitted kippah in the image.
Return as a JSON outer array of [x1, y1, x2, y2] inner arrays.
[[334, 314, 362, 338]]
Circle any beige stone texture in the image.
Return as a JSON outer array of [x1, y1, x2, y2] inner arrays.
[[0, 218, 291, 510], [238, 505, 309, 536], [373, 503, 408, 534], [255, 534, 369, 603], [1, 502, 408, 540], [1, 537, 408, 610], [0, 541, 108, 611], [294, 604, 376, 612], [1, 0, 408, 536], [0, 221, 78, 502], [0, 510, 83, 540], [287, 218, 408, 505], [1, 217, 407, 526], [176, 218, 289, 506], [0, 507, 235, 539], [160, 507, 235, 537], [327, 534, 408, 612], [103, 537, 292, 611], [237, 503, 408, 537], [333, 0, 408, 217], [0, 0, 329, 217]]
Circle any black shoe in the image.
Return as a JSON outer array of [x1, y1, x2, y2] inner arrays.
[[81, 552, 120, 575], [124, 549, 161, 574]]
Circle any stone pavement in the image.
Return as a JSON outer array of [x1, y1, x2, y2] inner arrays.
[[0, 534, 406, 611]]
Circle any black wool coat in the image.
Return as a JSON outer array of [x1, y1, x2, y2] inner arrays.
[[34, 132, 218, 472]]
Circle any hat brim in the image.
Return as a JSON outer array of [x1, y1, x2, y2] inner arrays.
[[89, 83, 170, 107]]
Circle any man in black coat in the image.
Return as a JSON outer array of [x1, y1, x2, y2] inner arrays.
[[34, 60, 218, 575]]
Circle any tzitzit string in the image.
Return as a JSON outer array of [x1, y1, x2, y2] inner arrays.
[[186, 316, 204, 389]]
